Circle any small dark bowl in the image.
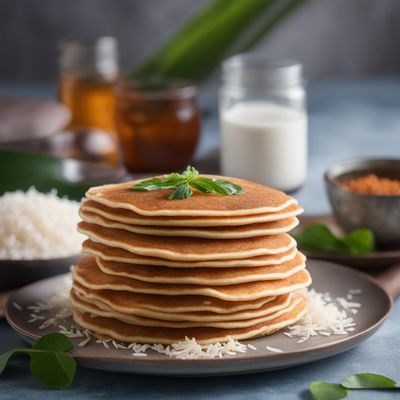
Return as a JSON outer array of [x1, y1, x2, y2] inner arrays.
[[325, 159, 400, 248], [0, 255, 81, 291]]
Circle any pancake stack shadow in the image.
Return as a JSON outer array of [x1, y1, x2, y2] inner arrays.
[[71, 178, 312, 344]]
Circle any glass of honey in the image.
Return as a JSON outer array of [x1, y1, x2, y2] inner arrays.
[[115, 77, 201, 173], [58, 37, 118, 136]]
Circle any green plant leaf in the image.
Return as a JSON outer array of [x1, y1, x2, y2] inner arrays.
[[131, 0, 306, 83], [0, 350, 18, 375], [181, 166, 199, 180], [190, 178, 232, 195], [0, 149, 89, 200], [168, 183, 193, 200], [341, 373, 398, 389], [341, 230, 374, 254], [214, 179, 246, 195], [132, 177, 182, 191], [33, 332, 74, 352], [131, 166, 244, 200], [190, 178, 244, 196], [30, 351, 76, 390], [295, 224, 346, 253], [309, 381, 348, 400], [0, 333, 76, 390], [296, 223, 374, 254]]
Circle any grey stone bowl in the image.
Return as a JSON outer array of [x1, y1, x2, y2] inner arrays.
[[324, 158, 400, 248]]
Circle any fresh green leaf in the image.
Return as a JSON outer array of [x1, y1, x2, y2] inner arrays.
[[131, 0, 307, 83], [295, 224, 346, 253], [30, 351, 76, 390], [0, 333, 76, 390], [181, 166, 199, 180], [169, 184, 193, 200], [0, 149, 89, 200], [214, 179, 246, 195], [33, 333, 74, 352], [132, 177, 181, 191], [309, 381, 348, 400], [190, 177, 232, 195], [0, 350, 18, 375], [341, 230, 374, 254], [296, 223, 374, 254], [341, 373, 398, 389], [131, 166, 245, 200], [190, 177, 245, 196]]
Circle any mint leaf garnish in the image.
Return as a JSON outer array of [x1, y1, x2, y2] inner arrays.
[[131, 166, 245, 200]]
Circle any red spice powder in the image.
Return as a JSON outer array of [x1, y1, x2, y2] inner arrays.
[[340, 174, 400, 195]]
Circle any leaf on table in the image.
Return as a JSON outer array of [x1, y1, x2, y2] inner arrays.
[[341, 230, 374, 254], [295, 224, 346, 253], [0, 333, 76, 390], [33, 332, 74, 352], [309, 381, 348, 400], [341, 373, 398, 389], [30, 351, 76, 390], [296, 223, 374, 254]]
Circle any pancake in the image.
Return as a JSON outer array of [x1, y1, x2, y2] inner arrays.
[[82, 239, 298, 268], [78, 222, 296, 261], [72, 281, 278, 315], [72, 297, 308, 344], [81, 199, 303, 227], [70, 290, 301, 329], [85, 177, 296, 217], [79, 209, 299, 239], [73, 257, 312, 301], [96, 252, 306, 285], [73, 282, 291, 322]]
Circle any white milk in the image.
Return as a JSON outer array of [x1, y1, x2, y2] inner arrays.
[[220, 101, 307, 191]]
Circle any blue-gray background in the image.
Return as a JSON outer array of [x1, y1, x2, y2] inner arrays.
[[1, 0, 400, 82]]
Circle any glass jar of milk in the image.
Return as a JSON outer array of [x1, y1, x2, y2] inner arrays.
[[220, 55, 307, 192]]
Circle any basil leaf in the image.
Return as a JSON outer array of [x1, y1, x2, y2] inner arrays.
[[168, 184, 192, 200], [341, 230, 374, 255], [309, 381, 348, 400], [30, 351, 76, 390], [296, 223, 374, 254], [214, 179, 245, 195], [132, 178, 179, 191], [130, 166, 245, 199], [190, 177, 231, 195], [182, 166, 199, 180], [341, 373, 398, 389], [33, 332, 74, 352]]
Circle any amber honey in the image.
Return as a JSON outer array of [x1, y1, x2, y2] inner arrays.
[[115, 79, 201, 173], [58, 37, 118, 137], [59, 76, 116, 135]]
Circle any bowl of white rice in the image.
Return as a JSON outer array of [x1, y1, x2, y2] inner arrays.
[[0, 187, 83, 290]]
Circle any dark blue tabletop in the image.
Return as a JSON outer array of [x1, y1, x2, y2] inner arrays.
[[0, 78, 399, 399]]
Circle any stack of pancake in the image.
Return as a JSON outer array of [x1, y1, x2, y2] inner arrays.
[[71, 177, 311, 344]]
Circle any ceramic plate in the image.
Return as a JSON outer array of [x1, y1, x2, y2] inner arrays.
[[297, 215, 400, 270], [5, 260, 392, 376]]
